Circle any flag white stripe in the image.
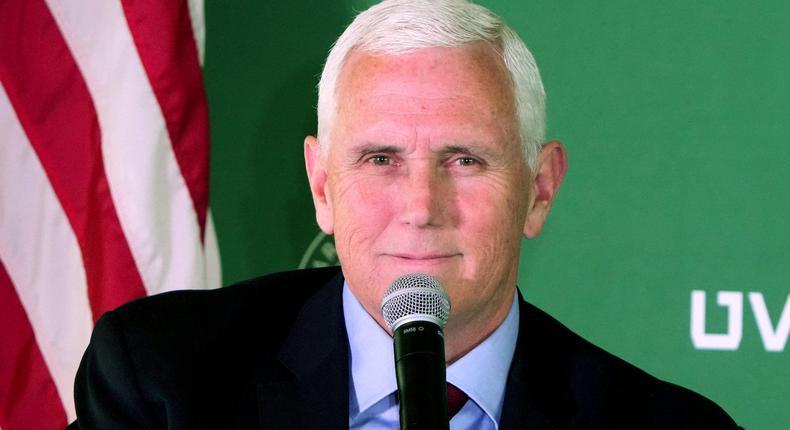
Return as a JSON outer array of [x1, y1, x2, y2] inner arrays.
[[0, 83, 91, 422], [45, 0, 207, 295], [204, 209, 222, 289], [188, 0, 206, 66]]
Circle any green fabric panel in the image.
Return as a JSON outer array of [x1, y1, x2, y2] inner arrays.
[[205, 2, 789, 428]]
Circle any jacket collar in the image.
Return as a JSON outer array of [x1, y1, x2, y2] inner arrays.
[[253, 270, 576, 429], [499, 296, 576, 430], [256, 270, 349, 429]]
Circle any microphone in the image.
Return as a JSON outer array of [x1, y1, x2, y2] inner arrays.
[[380, 274, 452, 430]]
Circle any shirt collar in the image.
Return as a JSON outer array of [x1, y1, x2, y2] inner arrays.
[[343, 281, 520, 424], [446, 292, 519, 424], [343, 283, 398, 417]]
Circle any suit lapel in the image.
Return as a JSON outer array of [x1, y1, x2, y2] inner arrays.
[[252, 274, 576, 429], [256, 272, 349, 429], [499, 298, 575, 430]]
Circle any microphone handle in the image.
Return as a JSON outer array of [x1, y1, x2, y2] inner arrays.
[[394, 320, 449, 430]]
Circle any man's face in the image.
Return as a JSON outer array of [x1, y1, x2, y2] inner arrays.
[[307, 43, 536, 335]]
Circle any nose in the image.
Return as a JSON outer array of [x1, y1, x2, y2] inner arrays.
[[398, 164, 447, 228]]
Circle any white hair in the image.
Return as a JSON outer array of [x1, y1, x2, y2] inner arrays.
[[316, 0, 546, 169]]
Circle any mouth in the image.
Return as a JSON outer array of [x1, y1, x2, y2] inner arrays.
[[386, 253, 461, 262]]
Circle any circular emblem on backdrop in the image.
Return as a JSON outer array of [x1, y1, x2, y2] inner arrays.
[[298, 231, 340, 269]]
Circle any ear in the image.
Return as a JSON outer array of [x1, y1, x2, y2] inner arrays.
[[304, 135, 334, 234], [523, 140, 568, 239]]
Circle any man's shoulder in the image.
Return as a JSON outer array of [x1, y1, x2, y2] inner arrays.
[[515, 301, 741, 429], [72, 267, 346, 428], [109, 266, 342, 324], [94, 266, 344, 359]]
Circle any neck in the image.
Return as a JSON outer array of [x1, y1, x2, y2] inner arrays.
[[443, 289, 517, 364]]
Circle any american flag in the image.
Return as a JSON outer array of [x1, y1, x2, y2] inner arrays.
[[0, 0, 221, 427]]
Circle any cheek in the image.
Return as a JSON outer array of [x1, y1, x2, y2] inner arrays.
[[330, 176, 395, 256], [456, 182, 526, 269], [330, 176, 399, 320]]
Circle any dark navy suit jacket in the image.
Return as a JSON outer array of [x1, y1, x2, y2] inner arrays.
[[68, 266, 741, 429]]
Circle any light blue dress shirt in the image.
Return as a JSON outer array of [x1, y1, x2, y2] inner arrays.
[[343, 283, 519, 430]]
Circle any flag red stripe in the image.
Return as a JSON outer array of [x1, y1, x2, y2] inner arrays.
[[0, 260, 68, 430], [121, 0, 210, 238], [0, 0, 147, 320]]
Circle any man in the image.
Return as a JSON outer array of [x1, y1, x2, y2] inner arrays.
[[70, 0, 742, 428]]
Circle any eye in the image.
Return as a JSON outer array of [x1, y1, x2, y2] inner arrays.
[[369, 155, 392, 166], [456, 157, 478, 166]]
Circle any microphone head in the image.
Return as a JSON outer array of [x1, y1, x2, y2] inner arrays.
[[380, 274, 451, 332]]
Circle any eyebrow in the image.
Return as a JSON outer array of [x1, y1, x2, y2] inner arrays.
[[349, 143, 403, 158], [441, 145, 477, 156], [347, 142, 498, 161]]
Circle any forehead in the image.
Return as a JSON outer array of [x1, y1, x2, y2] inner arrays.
[[332, 43, 517, 146]]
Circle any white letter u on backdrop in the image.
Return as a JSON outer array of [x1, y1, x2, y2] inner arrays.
[[691, 290, 743, 350]]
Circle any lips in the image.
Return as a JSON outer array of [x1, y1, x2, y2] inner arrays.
[[386, 253, 461, 260], [385, 253, 461, 264]]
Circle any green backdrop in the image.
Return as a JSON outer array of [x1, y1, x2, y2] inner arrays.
[[204, 2, 790, 428]]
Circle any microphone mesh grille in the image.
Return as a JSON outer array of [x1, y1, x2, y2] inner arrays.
[[380, 274, 450, 330]]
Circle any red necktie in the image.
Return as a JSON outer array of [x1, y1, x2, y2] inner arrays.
[[446, 383, 468, 418]]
